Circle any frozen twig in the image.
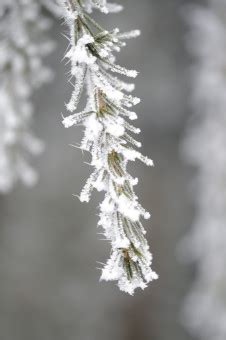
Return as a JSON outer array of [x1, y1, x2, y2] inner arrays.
[[60, 0, 158, 294]]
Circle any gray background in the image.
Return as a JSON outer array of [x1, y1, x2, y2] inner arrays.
[[0, 0, 199, 339]]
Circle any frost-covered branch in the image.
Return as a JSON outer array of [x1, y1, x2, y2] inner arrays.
[[181, 1, 226, 338], [0, 0, 54, 192], [60, 0, 158, 294]]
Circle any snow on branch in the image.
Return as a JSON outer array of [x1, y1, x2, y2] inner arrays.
[[60, 0, 158, 294], [0, 0, 54, 192]]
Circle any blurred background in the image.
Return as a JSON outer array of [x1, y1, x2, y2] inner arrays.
[[0, 0, 200, 339]]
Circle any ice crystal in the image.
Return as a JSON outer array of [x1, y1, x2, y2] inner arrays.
[[181, 1, 226, 338], [0, 0, 54, 192], [81, 0, 123, 14], [60, 0, 158, 294]]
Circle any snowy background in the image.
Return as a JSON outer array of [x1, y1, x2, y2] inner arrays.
[[0, 0, 199, 339]]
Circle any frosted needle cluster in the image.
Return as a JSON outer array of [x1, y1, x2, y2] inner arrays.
[[0, 0, 54, 192], [60, 0, 158, 294]]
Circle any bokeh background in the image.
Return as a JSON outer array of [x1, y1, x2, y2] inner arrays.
[[0, 0, 199, 339]]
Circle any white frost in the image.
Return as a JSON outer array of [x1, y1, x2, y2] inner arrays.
[[60, 0, 157, 294]]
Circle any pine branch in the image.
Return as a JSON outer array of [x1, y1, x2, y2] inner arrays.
[[0, 0, 54, 192], [60, 0, 158, 294]]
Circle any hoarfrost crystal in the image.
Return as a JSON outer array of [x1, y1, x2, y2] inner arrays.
[[60, 0, 158, 294]]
